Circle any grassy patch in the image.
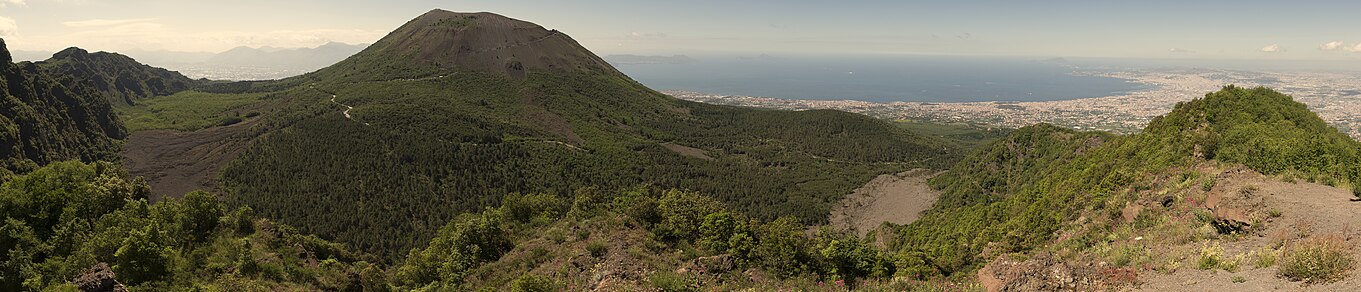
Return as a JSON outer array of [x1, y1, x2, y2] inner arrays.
[[648, 271, 694, 292], [1253, 247, 1280, 269], [117, 91, 266, 132], [586, 241, 608, 257]]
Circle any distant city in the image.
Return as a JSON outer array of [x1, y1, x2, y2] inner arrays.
[[667, 68, 1361, 140]]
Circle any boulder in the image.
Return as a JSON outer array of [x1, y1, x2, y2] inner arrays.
[[73, 263, 128, 292]]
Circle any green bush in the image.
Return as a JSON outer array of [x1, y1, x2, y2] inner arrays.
[[816, 229, 894, 279], [648, 271, 694, 292], [114, 226, 171, 285], [655, 190, 725, 241], [586, 241, 608, 258], [753, 216, 810, 278], [509, 274, 557, 292], [394, 210, 512, 287], [1196, 242, 1224, 271], [501, 193, 566, 223], [698, 211, 747, 254]]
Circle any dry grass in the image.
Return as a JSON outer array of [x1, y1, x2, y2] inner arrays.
[[1278, 234, 1355, 284]]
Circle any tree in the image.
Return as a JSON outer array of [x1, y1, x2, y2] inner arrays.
[[178, 191, 225, 243], [754, 216, 809, 278], [113, 226, 170, 285], [655, 190, 724, 241]]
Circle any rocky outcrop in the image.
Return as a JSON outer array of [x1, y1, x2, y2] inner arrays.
[[979, 253, 1134, 291], [72, 263, 128, 292]]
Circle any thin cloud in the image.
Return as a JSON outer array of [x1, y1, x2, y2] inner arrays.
[[0, 16, 16, 37], [1260, 44, 1284, 53], [0, 0, 24, 8], [1169, 48, 1194, 53], [1348, 44, 1361, 52], [1320, 41, 1345, 51], [63, 18, 159, 28], [625, 32, 667, 39]]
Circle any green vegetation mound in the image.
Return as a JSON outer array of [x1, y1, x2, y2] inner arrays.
[[892, 86, 1361, 277], [0, 161, 382, 290], [36, 47, 196, 106]]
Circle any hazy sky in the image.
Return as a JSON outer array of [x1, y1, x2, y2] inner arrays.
[[4, 0, 1361, 60]]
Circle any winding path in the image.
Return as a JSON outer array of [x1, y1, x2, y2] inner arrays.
[[329, 95, 354, 119], [312, 83, 590, 151]]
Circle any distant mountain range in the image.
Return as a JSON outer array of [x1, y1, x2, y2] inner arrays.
[[11, 42, 369, 81], [603, 54, 697, 65]]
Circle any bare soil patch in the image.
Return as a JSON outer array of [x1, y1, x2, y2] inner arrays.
[[1131, 168, 1361, 291], [828, 169, 943, 236], [661, 143, 713, 161], [120, 118, 261, 201]]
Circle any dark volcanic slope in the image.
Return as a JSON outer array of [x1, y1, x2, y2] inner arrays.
[[0, 39, 124, 172], [311, 10, 617, 82], [37, 47, 195, 106]]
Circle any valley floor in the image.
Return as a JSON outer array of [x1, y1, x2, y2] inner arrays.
[[121, 116, 259, 200], [828, 169, 942, 236]]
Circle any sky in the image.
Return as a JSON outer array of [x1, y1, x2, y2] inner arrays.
[[4, 0, 1361, 61]]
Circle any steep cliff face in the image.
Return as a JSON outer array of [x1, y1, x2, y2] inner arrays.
[[0, 39, 125, 172]]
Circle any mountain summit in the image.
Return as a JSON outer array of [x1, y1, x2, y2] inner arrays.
[[316, 9, 617, 81]]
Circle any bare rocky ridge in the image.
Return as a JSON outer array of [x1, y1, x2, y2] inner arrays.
[[1131, 169, 1361, 291], [976, 167, 1361, 291], [326, 9, 620, 80]]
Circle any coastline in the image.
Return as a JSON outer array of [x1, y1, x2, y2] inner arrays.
[[667, 68, 1361, 139]]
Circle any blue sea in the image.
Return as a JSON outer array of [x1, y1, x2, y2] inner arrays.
[[614, 55, 1150, 103]]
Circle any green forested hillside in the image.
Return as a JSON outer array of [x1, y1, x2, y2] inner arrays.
[[0, 39, 125, 173], [892, 86, 1361, 276], [35, 47, 196, 106], [219, 69, 959, 261], [0, 161, 956, 290], [195, 10, 973, 262], [0, 161, 383, 291]]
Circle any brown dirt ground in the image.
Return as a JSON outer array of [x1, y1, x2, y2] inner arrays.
[[119, 118, 261, 201], [1129, 168, 1361, 291], [828, 169, 943, 236]]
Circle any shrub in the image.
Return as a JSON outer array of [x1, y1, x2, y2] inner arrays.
[[754, 216, 810, 278], [1196, 242, 1224, 271], [1279, 235, 1354, 284], [393, 210, 511, 286], [698, 211, 748, 254], [218, 116, 243, 126], [649, 271, 694, 292], [587, 241, 608, 257], [1232, 275, 1246, 283], [509, 274, 558, 292], [655, 190, 725, 241], [501, 193, 566, 224], [114, 226, 172, 285], [1253, 248, 1279, 269]]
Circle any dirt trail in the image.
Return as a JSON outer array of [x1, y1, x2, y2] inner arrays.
[[120, 118, 260, 201], [828, 169, 943, 236], [329, 95, 353, 119], [1132, 170, 1361, 291]]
